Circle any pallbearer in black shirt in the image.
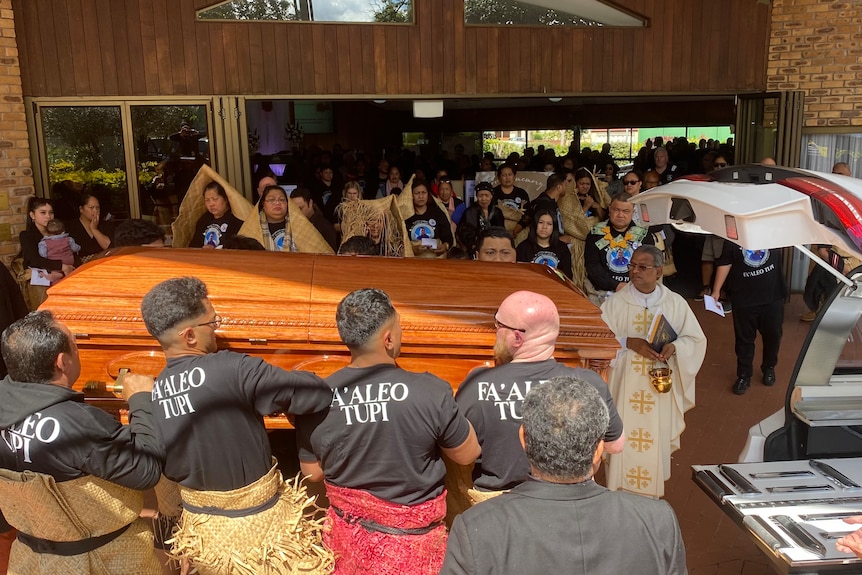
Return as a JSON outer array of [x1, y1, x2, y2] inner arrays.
[[141, 277, 334, 575], [455, 291, 624, 499], [295, 288, 480, 575], [0, 311, 163, 574], [441, 377, 687, 575]]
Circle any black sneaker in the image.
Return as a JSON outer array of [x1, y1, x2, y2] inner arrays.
[[732, 377, 751, 395], [720, 300, 732, 313], [694, 286, 710, 302], [762, 367, 776, 386]]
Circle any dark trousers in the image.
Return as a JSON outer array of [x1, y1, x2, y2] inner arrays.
[[803, 258, 843, 312], [732, 299, 784, 379]]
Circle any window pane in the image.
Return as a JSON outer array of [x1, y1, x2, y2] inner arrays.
[[198, 0, 414, 23], [131, 105, 210, 230], [464, 0, 643, 27], [483, 130, 527, 160], [41, 106, 129, 221], [527, 129, 572, 157], [800, 133, 862, 175], [636, 127, 686, 150]]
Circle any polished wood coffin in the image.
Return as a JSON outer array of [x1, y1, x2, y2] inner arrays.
[[41, 248, 619, 426]]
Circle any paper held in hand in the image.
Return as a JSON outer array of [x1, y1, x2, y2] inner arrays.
[[30, 268, 51, 286], [704, 295, 726, 317], [647, 308, 678, 353]]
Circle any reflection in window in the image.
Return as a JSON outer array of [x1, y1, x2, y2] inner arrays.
[[464, 0, 643, 27], [131, 105, 210, 230], [41, 106, 130, 220], [198, 0, 413, 23]]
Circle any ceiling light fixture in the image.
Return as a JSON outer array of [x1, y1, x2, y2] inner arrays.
[[548, 97, 563, 103], [413, 100, 444, 118], [373, 99, 386, 104]]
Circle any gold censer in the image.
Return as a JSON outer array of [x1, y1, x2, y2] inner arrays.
[[648, 364, 673, 394]]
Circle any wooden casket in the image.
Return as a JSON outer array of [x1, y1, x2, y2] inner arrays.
[[41, 248, 619, 427]]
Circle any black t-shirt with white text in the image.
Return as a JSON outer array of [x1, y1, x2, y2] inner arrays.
[[455, 359, 624, 490], [0, 378, 163, 491], [295, 364, 471, 506], [153, 351, 332, 491], [716, 242, 786, 308]]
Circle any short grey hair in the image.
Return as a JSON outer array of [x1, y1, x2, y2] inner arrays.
[[1, 311, 73, 384], [336, 288, 396, 349], [141, 277, 209, 341], [523, 376, 610, 481], [633, 244, 664, 268]]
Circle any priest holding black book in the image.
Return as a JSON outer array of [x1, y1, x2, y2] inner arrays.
[[601, 245, 707, 498]]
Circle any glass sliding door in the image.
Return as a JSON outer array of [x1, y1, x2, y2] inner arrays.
[[32, 99, 224, 240], [130, 104, 211, 227]]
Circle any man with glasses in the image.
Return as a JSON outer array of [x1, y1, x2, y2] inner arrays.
[[140, 277, 334, 574], [601, 246, 706, 498], [455, 290, 624, 502], [441, 377, 686, 575]]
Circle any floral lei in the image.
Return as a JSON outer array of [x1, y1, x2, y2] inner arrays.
[[592, 221, 647, 250], [602, 225, 634, 249]]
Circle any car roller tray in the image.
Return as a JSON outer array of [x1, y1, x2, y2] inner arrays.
[[692, 458, 862, 573]]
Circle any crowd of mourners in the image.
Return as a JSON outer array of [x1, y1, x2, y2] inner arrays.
[[9, 134, 862, 574], [13, 135, 737, 307]]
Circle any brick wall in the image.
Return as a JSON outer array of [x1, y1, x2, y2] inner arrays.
[[0, 0, 30, 267], [767, 0, 862, 127]]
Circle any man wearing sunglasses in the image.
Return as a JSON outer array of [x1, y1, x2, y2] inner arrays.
[[455, 290, 624, 502], [140, 277, 335, 573]]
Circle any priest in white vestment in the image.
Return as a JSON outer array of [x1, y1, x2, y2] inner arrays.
[[602, 245, 706, 498]]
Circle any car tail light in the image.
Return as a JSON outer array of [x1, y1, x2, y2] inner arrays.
[[725, 215, 739, 240], [780, 177, 862, 251], [639, 203, 650, 223]]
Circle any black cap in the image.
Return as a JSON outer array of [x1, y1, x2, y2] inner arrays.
[[476, 181, 493, 192]]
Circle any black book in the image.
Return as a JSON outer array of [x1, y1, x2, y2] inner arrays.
[[647, 309, 678, 353]]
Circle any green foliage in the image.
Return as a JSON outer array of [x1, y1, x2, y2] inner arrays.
[[198, 0, 298, 20], [609, 142, 632, 161], [483, 138, 524, 159], [483, 138, 570, 159], [42, 107, 123, 171], [49, 160, 127, 193], [373, 0, 412, 22], [138, 161, 160, 186], [199, 0, 414, 22], [464, 0, 598, 26]]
